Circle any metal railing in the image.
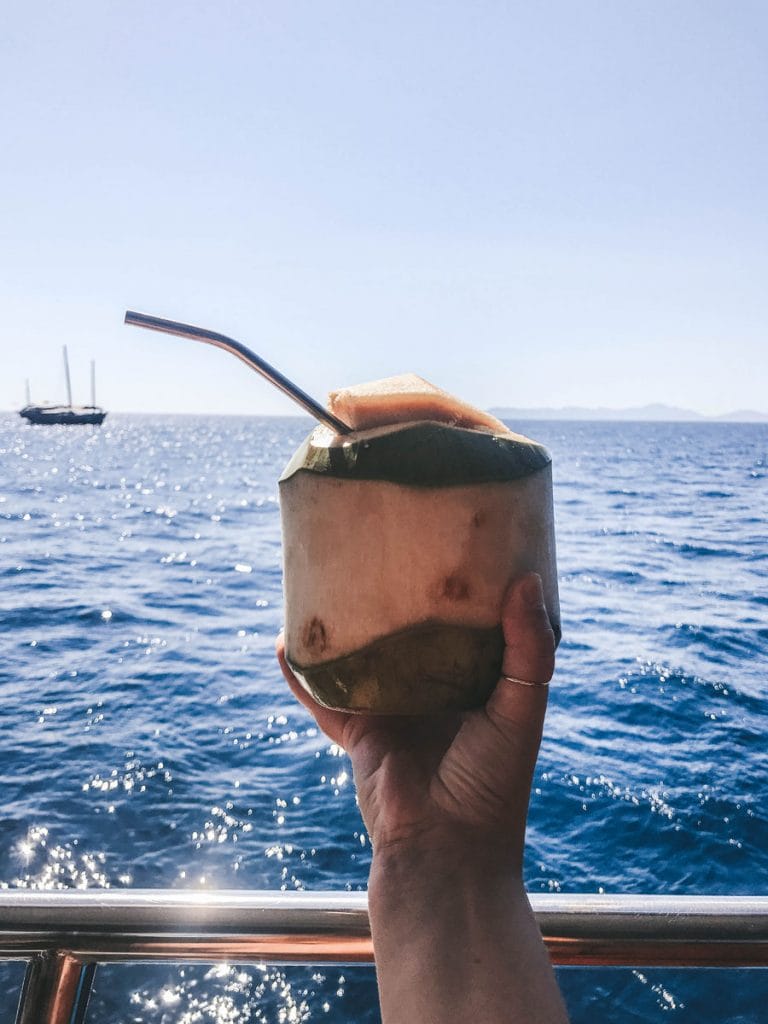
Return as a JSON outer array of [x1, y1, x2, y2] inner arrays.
[[1, 890, 767, 1024]]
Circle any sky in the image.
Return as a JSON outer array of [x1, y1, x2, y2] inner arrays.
[[1, 1, 767, 416]]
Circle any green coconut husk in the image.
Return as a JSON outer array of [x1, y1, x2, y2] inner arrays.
[[288, 621, 506, 715], [280, 421, 551, 489]]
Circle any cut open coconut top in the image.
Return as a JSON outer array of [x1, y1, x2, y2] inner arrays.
[[328, 373, 510, 435]]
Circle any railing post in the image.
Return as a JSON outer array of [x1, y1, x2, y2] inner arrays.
[[16, 952, 94, 1024]]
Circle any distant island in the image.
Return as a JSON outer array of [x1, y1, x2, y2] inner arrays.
[[488, 403, 768, 423]]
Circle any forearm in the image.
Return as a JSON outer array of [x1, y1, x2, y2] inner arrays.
[[368, 843, 569, 1024]]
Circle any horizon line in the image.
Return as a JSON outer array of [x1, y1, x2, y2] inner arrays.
[[3, 407, 767, 423]]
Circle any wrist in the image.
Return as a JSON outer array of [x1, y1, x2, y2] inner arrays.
[[368, 829, 526, 914], [366, 835, 563, 1024]]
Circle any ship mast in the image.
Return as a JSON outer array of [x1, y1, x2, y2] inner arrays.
[[90, 360, 96, 408], [25, 379, 31, 406], [63, 346, 73, 408]]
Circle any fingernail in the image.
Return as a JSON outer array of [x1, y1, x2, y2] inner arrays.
[[520, 573, 543, 607]]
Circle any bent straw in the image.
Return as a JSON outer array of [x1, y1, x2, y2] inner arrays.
[[124, 311, 352, 434]]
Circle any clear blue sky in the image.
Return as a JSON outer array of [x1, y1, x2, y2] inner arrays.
[[2, 1, 766, 415]]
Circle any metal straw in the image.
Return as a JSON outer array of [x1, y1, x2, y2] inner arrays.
[[124, 311, 352, 434]]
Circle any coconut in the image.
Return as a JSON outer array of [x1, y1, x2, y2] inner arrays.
[[279, 375, 559, 715]]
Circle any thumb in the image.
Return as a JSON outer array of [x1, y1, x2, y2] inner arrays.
[[483, 572, 555, 746], [434, 573, 556, 828]]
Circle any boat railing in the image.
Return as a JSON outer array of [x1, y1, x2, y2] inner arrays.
[[2, 890, 767, 1023]]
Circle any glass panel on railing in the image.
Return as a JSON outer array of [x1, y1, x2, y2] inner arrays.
[[86, 963, 380, 1023], [0, 962, 26, 1024], [556, 967, 768, 1023]]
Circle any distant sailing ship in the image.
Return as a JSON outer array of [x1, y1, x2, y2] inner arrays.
[[20, 347, 107, 426]]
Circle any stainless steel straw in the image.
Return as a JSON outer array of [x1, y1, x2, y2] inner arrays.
[[124, 311, 352, 434]]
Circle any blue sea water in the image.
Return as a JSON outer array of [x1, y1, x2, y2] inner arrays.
[[0, 413, 766, 1023]]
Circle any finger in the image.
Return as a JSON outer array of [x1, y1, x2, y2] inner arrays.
[[275, 632, 351, 747], [434, 574, 555, 819], [484, 572, 555, 739]]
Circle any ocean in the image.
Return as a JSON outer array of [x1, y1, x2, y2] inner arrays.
[[0, 414, 766, 1023]]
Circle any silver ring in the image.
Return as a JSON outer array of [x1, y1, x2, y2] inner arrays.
[[501, 674, 550, 688]]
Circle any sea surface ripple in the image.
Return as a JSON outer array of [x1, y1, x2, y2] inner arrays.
[[0, 415, 766, 1022]]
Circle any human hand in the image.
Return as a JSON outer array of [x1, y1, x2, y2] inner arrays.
[[278, 573, 566, 1023], [276, 571, 555, 879]]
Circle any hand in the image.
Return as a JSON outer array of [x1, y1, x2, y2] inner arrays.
[[277, 573, 567, 1023], [276, 572, 555, 878]]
